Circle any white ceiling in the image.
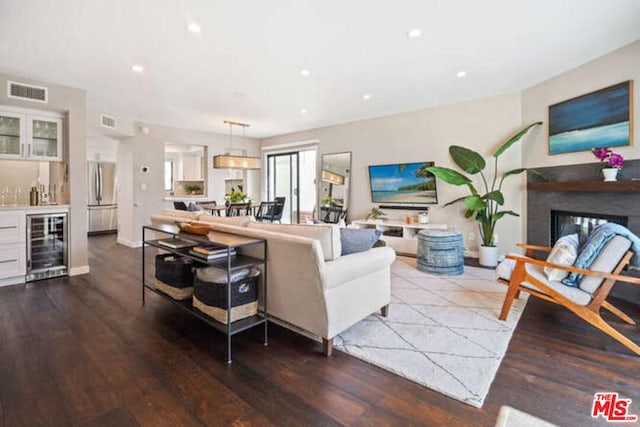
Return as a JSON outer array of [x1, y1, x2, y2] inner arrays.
[[1, 0, 639, 138]]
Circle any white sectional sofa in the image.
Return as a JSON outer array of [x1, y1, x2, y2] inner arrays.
[[150, 209, 396, 355]]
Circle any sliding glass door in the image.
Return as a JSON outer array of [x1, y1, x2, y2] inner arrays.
[[267, 150, 316, 224]]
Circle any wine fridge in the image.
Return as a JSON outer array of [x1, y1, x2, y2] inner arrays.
[[26, 213, 68, 282]]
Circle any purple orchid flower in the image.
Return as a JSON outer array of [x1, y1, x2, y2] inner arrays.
[[592, 147, 612, 161], [592, 147, 623, 169], [608, 153, 624, 169]]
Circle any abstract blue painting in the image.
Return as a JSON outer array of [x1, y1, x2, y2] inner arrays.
[[548, 81, 633, 155]]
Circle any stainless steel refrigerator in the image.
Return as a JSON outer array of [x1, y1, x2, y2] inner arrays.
[[87, 161, 118, 234]]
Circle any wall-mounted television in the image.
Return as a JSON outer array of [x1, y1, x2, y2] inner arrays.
[[368, 162, 438, 207]]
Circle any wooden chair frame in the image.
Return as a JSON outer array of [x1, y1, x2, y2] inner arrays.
[[499, 243, 640, 356]]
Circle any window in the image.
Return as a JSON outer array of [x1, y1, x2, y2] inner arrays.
[[164, 160, 173, 191]]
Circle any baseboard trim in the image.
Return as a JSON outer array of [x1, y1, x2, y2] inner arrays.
[[0, 276, 25, 287], [69, 266, 90, 276], [117, 238, 142, 248]]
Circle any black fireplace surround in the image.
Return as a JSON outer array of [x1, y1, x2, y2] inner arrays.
[[527, 159, 640, 305]]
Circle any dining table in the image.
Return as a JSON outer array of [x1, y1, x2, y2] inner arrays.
[[199, 203, 260, 216]]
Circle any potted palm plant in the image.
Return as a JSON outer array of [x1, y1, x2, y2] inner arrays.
[[366, 207, 387, 223], [426, 122, 542, 267]]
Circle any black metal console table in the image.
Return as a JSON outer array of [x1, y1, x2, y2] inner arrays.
[[142, 223, 267, 363]]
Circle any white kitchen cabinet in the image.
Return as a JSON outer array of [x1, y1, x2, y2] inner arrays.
[[0, 209, 26, 285], [0, 107, 63, 161], [0, 111, 25, 159], [28, 115, 63, 160]]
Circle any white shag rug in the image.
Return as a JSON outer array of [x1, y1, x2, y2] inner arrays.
[[334, 257, 528, 408]]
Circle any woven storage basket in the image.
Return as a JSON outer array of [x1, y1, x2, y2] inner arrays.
[[193, 267, 259, 324], [154, 254, 195, 300]]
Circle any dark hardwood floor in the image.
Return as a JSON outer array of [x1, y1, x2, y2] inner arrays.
[[0, 234, 638, 426]]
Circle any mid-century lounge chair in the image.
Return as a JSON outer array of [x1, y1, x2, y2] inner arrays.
[[497, 237, 640, 356]]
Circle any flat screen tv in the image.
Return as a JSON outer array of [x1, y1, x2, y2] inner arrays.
[[368, 161, 438, 206]]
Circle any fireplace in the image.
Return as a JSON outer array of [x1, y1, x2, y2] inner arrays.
[[527, 160, 640, 305], [550, 210, 628, 245]]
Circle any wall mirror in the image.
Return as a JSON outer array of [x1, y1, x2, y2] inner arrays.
[[319, 151, 351, 222], [164, 143, 207, 196]]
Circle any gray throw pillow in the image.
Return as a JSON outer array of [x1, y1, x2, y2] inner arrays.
[[340, 228, 383, 256]]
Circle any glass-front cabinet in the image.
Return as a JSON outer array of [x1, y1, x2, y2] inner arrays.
[[29, 116, 63, 160], [0, 112, 24, 158], [0, 108, 63, 161]]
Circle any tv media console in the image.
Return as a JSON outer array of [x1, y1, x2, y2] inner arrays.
[[350, 219, 448, 256]]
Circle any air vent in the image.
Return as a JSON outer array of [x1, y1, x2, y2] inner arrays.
[[7, 81, 48, 103], [100, 114, 117, 129]]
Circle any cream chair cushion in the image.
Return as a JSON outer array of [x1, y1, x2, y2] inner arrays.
[[578, 235, 631, 294], [522, 263, 592, 306], [496, 254, 591, 306]]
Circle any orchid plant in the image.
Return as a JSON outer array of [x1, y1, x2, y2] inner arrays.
[[592, 147, 624, 169]]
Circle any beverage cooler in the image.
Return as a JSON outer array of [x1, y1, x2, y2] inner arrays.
[[26, 213, 68, 282]]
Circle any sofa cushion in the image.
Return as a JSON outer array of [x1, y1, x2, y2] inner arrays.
[[247, 222, 341, 261], [543, 233, 579, 281], [160, 209, 201, 220], [196, 214, 254, 227], [340, 228, 382, 255]]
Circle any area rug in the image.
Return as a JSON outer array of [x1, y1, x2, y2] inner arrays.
[[334, 256, 528, 408]]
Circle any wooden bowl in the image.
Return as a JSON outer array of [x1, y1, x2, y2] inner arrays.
[[177, 223, 211, 235]]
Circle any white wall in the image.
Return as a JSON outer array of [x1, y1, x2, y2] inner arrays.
[[522, 40, 640, 168], [0, 73, 88, 273], [87, 135, 119, 162], [261, 93, 526, 254], [118, 122, 261, 245]]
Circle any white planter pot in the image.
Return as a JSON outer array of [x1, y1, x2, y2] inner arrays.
[[602, 168, 619, 182], [479, 245, 499, 267]]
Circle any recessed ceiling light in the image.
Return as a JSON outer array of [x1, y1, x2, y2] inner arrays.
[[407, 28, 422, 39], [300, 109, 308, 114], [131, 65, 144, 73], [456, 70, 467, 78], [362, 94, 371, 100], [300, 69, 311, 77], [187, 22, 201, 33]]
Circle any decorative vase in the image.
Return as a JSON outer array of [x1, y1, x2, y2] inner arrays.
[[602, 168, 618, 182], [479, 245, 499, 267]]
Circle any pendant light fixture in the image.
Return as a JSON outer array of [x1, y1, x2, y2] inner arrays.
[[321, 169, 344, 185], [213, 120, 261, 170]]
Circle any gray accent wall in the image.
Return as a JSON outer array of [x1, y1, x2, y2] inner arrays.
[[527, 161, 640, 304]]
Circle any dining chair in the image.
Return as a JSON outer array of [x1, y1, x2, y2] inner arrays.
[[197, 200, 220, 216], [320, 206, 344, 224], [255, 201, 277, 222], [226, 202, 251, 217], [271, 197, 286, 223]]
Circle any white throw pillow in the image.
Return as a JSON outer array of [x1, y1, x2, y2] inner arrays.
[[544, 233, 579, 281]]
